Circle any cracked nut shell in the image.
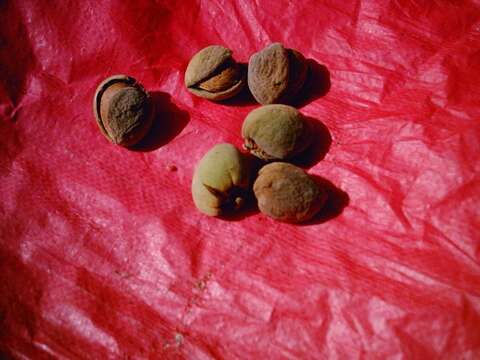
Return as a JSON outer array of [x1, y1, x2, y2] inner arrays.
[[93, 75, 153, 147], [242, 104, 311, 161], [248, 43, 308, 104], [192, 143, 250, 216], [185, 45, 245, 101], [253, 162, 327, 223]]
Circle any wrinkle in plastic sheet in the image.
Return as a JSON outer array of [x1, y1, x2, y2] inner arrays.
[[1, 0, 480, 358]]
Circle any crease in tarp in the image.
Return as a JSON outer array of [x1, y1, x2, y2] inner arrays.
[[1, 0, 480, 358]]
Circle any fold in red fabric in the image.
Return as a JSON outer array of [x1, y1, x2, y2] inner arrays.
[[1, 1, 479, 358]]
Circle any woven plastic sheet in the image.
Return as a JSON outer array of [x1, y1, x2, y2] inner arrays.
[[1, 0, 480, 358]]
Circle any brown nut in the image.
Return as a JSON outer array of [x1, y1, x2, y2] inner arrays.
[[248, 43, 308, 104], [93, 75, 154, 147], [192, 143, 250, 216], [242, 104, 311, 161], [185, 45, 245, 101], [253, 162, 327, 223]]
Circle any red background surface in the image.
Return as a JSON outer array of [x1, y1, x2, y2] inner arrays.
[[1, 0, 480, 358]]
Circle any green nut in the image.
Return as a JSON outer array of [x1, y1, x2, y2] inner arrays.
[[185, 45, 245, 101], [253, 162, 327, 223], [242, 104, 311, 161], [192, 143, 250, 216]]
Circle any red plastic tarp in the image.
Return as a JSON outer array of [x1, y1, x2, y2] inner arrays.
[[1, 0, 480, 358]]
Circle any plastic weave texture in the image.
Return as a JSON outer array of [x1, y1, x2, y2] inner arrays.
[[1, 1, 479, 359]]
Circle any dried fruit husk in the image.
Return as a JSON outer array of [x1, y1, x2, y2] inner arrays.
[[281, 49, 308, 102], [248, 43, 308, 104], [192, 143, 250, 216], [248, 43, 289, 104], [185, 45, 245, 101], [93, 75, 153, 147], [253, 162, 327, 223], [242, 104, 311, 160]]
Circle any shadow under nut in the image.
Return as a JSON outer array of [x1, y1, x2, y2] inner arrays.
[[185, 45, 245, 101], [253, 162, 327, 223]]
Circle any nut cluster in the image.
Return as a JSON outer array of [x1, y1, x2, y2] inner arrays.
[[93, 42, 333, 224], [184, 43, 308, 104], [185, 43, 332, 222]]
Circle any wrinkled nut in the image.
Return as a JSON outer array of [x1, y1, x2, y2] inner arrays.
[[185, 45, 245, 101], [192, 143, 250, 216], [242, 104, 311, 161], [253, 162, 327, 223], [248, 43, 308, 104], [93, 75, 154, 147]]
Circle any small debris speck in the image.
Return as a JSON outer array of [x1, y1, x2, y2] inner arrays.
[[175, 333, 184, 346]]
